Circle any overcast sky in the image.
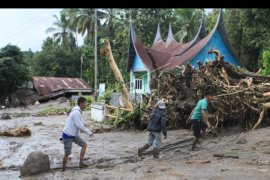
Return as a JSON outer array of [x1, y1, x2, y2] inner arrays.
[[0, 9, 212, 52], [0, 8, 84, 52]]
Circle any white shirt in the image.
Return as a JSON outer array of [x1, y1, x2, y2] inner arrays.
[[63, 106, 92, 137]]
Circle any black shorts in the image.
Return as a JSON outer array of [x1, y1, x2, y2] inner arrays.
[[191, 120, 208, 138]]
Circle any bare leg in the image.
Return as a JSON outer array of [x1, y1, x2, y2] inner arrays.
[[80, 143, 87, 163], [79, 143, 89, 167], [62, 154, 69, 171], [192, 137, 199, 151]]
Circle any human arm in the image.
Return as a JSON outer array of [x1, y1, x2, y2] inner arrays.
[[200, 99, 211, 128], [74, 111, 93, 137], [201, 109, 211, 128], [161, 111, 167, 139], [188, 108, 195, 120]]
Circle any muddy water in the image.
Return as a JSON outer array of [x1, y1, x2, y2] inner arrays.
[[1, 103, 270, 179]]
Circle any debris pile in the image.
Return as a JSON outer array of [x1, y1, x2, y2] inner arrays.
[[0, 127, 31, 137], [140, 59, 270, 130]]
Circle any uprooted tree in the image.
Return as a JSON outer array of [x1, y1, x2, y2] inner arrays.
[[135, 56, 270, 131]]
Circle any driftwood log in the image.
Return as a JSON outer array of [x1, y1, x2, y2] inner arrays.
[[0, 127, 31, 137], [103, 40, 133, 110]]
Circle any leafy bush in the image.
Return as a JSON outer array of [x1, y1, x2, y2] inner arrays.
[[85, 96, 93, 104], [99, 83, 121, 102], [261, 50, 270, 75]]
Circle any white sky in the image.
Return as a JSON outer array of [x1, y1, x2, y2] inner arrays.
[[0, 8, 212, 53], [0, 8, 84, 52]]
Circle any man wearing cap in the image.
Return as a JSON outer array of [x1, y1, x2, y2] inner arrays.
[[189, 90, 213, 151], [137, 100, 167, 158]]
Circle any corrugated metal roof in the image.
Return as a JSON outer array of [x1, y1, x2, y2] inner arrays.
[[33, 76, 92, 96]]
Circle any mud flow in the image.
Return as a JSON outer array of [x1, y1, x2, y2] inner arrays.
[[1, 101, 270, 179]]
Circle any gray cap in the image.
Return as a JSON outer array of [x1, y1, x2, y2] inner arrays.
[[157, 100, 166, 109]]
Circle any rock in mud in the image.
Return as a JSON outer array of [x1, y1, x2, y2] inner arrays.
[[20, 151, 50, 176], [1, 113, 12, 119], [236, 138, 247, 144], [33, 121, 42, 126]]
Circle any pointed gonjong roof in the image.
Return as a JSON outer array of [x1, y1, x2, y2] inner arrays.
[[169, 10, 240, 69], [127, 9, 239, 72]]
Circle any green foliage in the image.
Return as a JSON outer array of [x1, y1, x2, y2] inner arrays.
[[37, 106, 66, 116], [0, 45, 30, 99], [261, 50, 270, 75], [205, 9, 220, 33], [33, 37, 81, 77], [122, 106, 141, 128], [173, 9, 203, 43], [97, 119, 115, 125], [225, 9, 270, 71], [99, 82, 121, 101], [99, 91, 111, 101], [0, 45, 24, 64], [23, 49, 36, 76], [46, 12, 76, 49], [69, 98, 76, 107], [39, 106, 59, 113], [84, 95, 93, 104]]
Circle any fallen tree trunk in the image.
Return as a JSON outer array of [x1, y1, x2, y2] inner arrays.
[[213, 154, 239, 159], [103, 40, 133, 110]]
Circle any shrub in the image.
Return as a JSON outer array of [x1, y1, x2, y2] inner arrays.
[[261, 50, 270, 75], [85, 96, 93, 104]]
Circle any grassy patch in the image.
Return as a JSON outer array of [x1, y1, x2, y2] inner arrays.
[[36, 106, 66, 116], [94, 119, 115, 125]]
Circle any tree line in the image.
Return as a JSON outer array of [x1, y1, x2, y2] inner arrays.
[[1, 9, 270, 100]]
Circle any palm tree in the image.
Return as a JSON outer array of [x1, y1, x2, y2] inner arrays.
[[102, 9, 126, 48], [174, 9, 203, 43], [46, 12, 76, 48], [72, 9, 108, 40], [62, 8, 80, 48]]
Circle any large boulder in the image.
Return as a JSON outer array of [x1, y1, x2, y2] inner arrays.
[[20, 151, 50, 176]]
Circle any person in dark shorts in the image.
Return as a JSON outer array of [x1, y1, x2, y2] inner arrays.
[[189, 91, 213, 151], [61, 97, 94, 171]]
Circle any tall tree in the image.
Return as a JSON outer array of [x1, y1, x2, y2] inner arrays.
[[46, 12, 76, 49], [0, 45, 30, 99], [174, 9, 203, 43], [70, 9, 107, 40], [224, 9, 243, 65], [34, 37, 81, 77]]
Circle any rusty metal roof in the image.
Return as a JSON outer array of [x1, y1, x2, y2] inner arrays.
[[127, 10, 239, 72], [33, 76, 92, 96], [166, 10, 239, 70], [127, 12, 207, 72]]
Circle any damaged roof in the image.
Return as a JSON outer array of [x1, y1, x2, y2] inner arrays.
[[127, 9, 240, 72], [33, 76, 92, 96]]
